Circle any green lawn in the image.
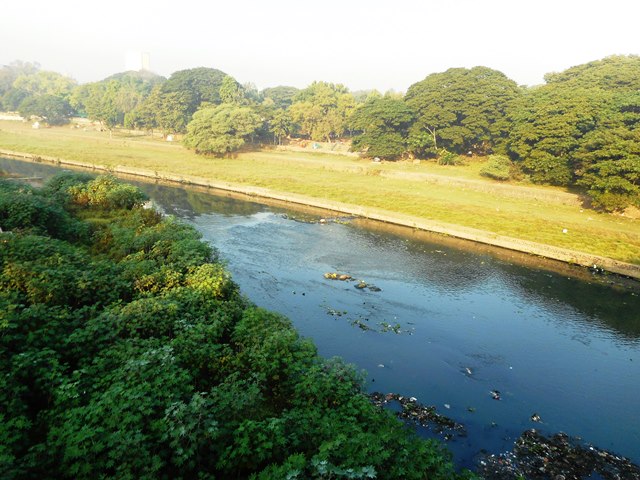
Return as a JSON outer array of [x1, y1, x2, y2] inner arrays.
[[1, 120, 638, 264]]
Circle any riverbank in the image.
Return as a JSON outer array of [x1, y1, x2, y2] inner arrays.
[[3, 148, 639, 280]]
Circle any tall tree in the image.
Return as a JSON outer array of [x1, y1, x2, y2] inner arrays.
[[261, 86, 299, 110], [183, 104, 262, 156], [350, 96, 416, 159], [288, 81, 355, 142], [508, 85, 606, 185], [544, 55, 640, 92], [161, 67, 229, 116], [18, 94, 73, 125], [405, 66, 521, 157], [13, 71, 76, 101], [219, 75, 245, 105]]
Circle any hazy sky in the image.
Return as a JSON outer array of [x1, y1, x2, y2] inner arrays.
[[1, 0, 638, 92]]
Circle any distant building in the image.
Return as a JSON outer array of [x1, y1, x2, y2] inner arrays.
[[141, 52, 150, 71], [125, 51, 151, 72]]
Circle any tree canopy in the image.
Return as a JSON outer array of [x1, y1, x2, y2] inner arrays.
[[405, 66, 521, 156], [288, 81, 356, 142], [183, 103, 263, 156], [350, 95, 416, 159], [507, 56, 640, 209], [161, 67, 230, 115]]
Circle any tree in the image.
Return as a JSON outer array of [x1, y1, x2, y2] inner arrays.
[[261, 86, 299, 110], [508, 85, 606, 185], [0, 60, 40, 96], [183, 104, 262, 156], [13, 70, 76, 101], [288, 82, 356, 142], [507, 56, 640, 209], [269, 110, 293, 145], [350, 96, 416, 159], [219, 75, 245, 105], [544, 55, 640, 92], [0, 61, 40, 110], [405, 66, 521, 156], [18, 94, 73, 125], [161, 67, 229, 116], [80, 81, 122, 133]]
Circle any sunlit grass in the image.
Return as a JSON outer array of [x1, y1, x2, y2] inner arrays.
[[1, 120, 638, 264]]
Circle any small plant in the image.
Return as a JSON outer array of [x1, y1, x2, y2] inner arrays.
[[438, 150, 459, 166], [480, 154, 513, 181]]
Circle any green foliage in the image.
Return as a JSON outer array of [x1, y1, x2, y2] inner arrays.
[[508, 85, 605, 185], [262, 85, 300, 110], [480, 154, 514, 181], [0, 179, 87, 240], [219, 75, 245, 105], [67, 175, 146, 209], [507, 57, 640, 208], [405, 66, 521, 156], [289, 81, 356, 141], [438, 150, 461, 166], [13, 70, 76, 100], [350, 96, 416, 160], [183, 103, 263, 156], [0, 60, 40, 96], [269, 109, 293, 145], [576, 127, 640, 210], [544, 55, 640, 92], [161, 67, 230, 115], [0, 175, 473, 480], [18, 94, 73, 125]]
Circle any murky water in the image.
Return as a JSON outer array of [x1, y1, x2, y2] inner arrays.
[[2, 157, 640, 470]]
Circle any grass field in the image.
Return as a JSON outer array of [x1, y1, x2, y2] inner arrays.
[[1, 119, 638, 264]]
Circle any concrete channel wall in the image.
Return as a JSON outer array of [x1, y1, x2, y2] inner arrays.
[[2, 149, 639, 281]]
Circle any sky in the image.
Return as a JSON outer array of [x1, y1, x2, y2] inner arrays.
[[1, 0, 639, 93]]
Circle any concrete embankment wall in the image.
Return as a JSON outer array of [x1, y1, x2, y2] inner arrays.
[[3, 149, 639, 281]]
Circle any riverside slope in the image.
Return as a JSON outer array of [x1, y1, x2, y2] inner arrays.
[[2, 148, 639, 280]]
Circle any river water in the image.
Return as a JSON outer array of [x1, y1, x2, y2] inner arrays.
[[2, 157, 640, 470]]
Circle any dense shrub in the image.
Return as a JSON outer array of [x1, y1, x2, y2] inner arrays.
[[480, 154, 514, 181]]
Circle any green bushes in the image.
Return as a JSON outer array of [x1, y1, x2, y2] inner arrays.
[[0, 174, 473, 480], [480, 154, 514, 181]]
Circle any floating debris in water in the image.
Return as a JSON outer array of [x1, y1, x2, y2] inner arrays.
[[379, 321, 403, 334], [478, 429, 640, 480], [323, 306, 412, 335], [370, 392, 466, 440], [350, 318, 373, 331], [324, 272, 352, 281]]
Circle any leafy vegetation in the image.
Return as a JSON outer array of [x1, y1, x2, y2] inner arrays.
[[405, 66, 520, 157], [480, 154, 514, 181], [350, 95, 416, 160], [1, 54, 639, 209], [0, 174, 473, 479]]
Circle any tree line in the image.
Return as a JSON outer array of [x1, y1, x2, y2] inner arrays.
[[1, 55, 638, 210], [0, 174, 474, 479]]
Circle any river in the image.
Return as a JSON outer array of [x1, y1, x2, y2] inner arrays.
[[2, 157, 640, 471]]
